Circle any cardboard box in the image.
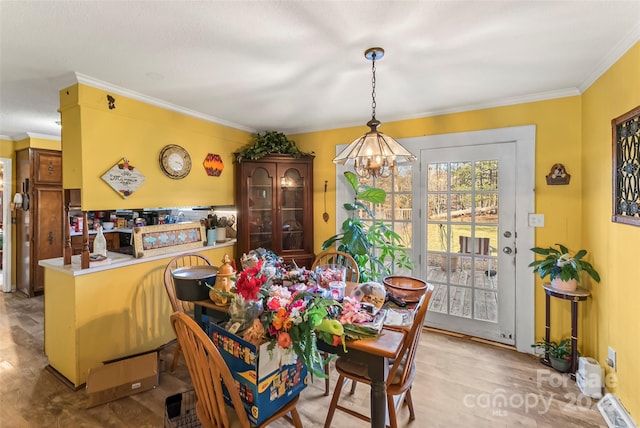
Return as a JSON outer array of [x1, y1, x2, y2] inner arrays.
[[85, 352, 159, 408], [209, 322, 307, 425]]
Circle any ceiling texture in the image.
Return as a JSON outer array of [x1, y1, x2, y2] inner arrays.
[[1, 1, 639, 140]]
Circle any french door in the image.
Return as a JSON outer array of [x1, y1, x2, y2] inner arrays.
[[335, 125, 536, 351], [421, 142, 516, 344]]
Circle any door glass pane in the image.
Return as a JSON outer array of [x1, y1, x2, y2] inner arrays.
[[248, 167, 273, 249], [426, 157, 500, 325], [281, 168, 303, 251]]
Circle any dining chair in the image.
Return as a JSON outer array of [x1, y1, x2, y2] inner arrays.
[[170, 312, 303, 428], [459, 235, 495, 277], [311, 249, 360, 395], [164, 252, 213, 371], [323, 282, 435, 428], [312, 249, 360, 283]]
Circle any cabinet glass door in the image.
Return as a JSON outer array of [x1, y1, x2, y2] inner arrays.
[[248, 167, 274, 250], [280, 168, 304, 251]]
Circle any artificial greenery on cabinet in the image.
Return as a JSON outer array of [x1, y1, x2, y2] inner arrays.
[[234, 131, 313, 162]]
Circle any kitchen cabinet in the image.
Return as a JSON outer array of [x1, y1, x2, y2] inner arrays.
[[16, 148, 64, 296], [235, 154, 315, 268]]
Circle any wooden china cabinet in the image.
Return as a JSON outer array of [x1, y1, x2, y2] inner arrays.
[[15, 148, 64, 296], [235, 154, 315, 268]]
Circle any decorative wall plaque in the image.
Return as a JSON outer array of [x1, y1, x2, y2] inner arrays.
[[101, 158, 146, 199], [132, 221, 206, 258], [612, 105, 640, 226], [203, 153, 224, 176]]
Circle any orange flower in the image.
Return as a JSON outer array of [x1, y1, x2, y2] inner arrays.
[[282, 317, 293, 331], [277, 332, 292, 348], [272, 308, 287, 330]]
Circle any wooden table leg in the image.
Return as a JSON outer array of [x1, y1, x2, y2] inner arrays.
[[367, 355, 389, 428]]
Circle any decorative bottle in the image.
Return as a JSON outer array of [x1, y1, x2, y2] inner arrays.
[[93, 226, 107, 257]]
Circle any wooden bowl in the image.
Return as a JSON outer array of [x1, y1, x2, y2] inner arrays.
[[383, 276, 428, 303]]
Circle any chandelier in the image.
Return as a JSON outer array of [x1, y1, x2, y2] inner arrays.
[[333, 47, 416, 179]]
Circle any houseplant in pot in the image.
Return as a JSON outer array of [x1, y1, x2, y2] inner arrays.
[[532, 338, 573, 373], [528, 243, 600, 291], [321, 171, 413, 282]]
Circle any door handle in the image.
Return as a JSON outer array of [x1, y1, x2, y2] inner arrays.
[[502, 246, 513, 254], [48, 231, 54, 245]]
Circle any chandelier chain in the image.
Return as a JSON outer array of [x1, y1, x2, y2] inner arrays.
[[371, 51, 377, 120]]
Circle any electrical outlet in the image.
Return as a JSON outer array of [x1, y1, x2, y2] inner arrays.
[[607, 346, 617, 371]]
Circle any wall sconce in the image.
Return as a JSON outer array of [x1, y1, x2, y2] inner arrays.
[[11, 193, 23, 211]]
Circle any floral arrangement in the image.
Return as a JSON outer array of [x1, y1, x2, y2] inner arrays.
[[219, 249, 379, 378]]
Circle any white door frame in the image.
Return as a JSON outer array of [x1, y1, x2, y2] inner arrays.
[[398, 125, 536, 353], [335, 125, 536, 353], [2, 158, 12, 292]]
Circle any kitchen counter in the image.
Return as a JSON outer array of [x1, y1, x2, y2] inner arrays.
[[39, 240, 236, 388], [69, 228, 134, 236], [39, 239, 236, 276]]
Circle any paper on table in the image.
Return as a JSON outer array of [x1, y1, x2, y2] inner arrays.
[[384, 308, 415, 329]]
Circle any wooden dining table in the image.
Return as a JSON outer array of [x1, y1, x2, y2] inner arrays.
[[192, 282, 409, 428]]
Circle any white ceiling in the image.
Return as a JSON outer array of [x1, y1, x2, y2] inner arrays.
[[1, 1, 639, 140]]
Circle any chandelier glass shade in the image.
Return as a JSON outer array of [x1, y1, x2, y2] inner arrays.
[[333, 47, 416, 179]]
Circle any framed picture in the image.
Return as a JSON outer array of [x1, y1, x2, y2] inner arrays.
[[132, 221, 206, 258], [612, 105, 640, 226]]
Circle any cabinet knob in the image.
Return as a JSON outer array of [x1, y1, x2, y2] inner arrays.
[[48, 231, 54, 244], [48, 161, 54, 175]]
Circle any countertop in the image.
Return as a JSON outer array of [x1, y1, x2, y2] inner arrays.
[[39, 239, 236, 276], [69, 228, 134, 236]]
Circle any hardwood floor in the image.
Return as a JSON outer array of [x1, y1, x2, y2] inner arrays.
[[0, 291, 605, 427]]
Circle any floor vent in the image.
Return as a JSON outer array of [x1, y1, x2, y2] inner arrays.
[[598, 393, 637, 428]]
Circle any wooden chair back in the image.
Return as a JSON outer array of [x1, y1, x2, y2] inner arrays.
[[170, 312, 251, 428], [164, 253, 212, 313], [459, 236, 491, 256], [312, 250, 360, 283], [387, 281, 435, 389]]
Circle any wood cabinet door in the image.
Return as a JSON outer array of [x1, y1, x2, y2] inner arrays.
[[34, 150, 62, 185], [33, 187, 64, 293], [235, 155, 314, 267]]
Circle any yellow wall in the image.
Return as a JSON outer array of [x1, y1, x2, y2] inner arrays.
[[581, 41, 640, 416], [59, 84, 252, 210]]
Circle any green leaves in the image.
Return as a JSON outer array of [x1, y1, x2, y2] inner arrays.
[[322, 171, 414, 282], [528, 243, 600, 283], [234, 131, 313, 162]]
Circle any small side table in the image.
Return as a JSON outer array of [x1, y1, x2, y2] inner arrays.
[[541, 284, 590, 377]]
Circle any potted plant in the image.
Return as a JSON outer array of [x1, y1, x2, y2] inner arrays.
[[528, 243, 600, 291], [234, 131, 313, 162], [532, 338, 572, 373], [321, 171, 413, 282]]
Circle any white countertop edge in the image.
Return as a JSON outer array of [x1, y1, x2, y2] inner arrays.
[[38, 239, 236, 276], [69, 228, 134, 236]]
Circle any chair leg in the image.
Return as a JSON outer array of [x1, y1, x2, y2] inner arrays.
[[349, 379, 357, 395], [289, 408, 303, 428], [324, 352, 331, 396], [387, 393, 398, 428], [405, 388, 416, 420], [324, 374, 346, 428], [170, 343, 181, 372]]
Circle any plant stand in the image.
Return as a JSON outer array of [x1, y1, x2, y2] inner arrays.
[[541, 283, 590, 378]]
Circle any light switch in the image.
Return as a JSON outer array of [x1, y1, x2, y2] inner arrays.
[[528, 213, 545, 227]]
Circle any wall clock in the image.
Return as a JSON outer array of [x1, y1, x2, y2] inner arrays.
[[159, 144, 192, 179]]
